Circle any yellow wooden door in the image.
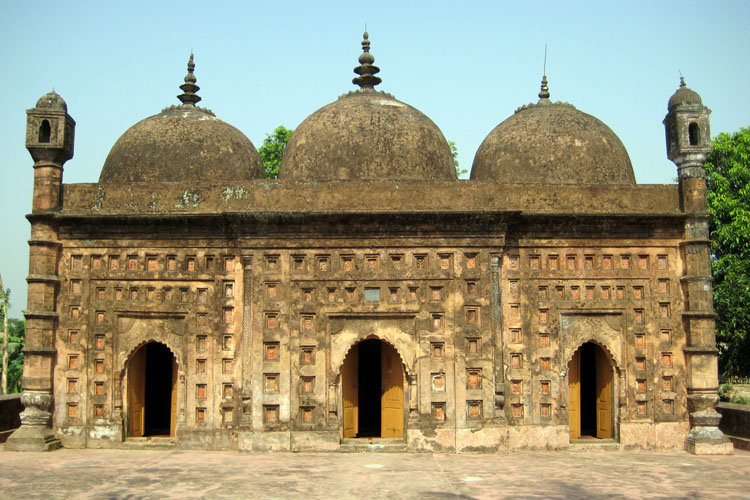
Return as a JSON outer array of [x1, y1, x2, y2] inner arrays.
[[568, 350, 581, 440], [127, 346, 146, 437], [170, 357, 178, 436], [595, 347, 613, 439], [342, 346, 359, 438], [380, 343, 403, 438]]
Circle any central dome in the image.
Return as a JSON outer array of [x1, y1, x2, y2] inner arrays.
[[99, 55, 264, 184], [471, 77, 635, 185], [279, 33, 455, 181]]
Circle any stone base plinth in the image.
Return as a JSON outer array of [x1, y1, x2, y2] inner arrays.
[[685, 435, 734, 455], [4, 425, 61, 452], [238, 431, 291, 452], [507, 425, 568, 451], [685, 426, 733, 455], [291, 431, 340, 451]]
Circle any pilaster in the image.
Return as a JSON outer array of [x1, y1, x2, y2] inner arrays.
[[676, 157, 732, 455]]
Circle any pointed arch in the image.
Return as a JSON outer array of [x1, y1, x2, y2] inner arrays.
[[566, 337, 620, 373], [331, 319, 415, 375], [338, 334, 407, 374], [120, 338, 181, 378], [124, 340, 179, 438], [568, 340, 616, 440], [115, 314, 187, 376], [340, 335, 406, 439], [560, 313, 623, 372]]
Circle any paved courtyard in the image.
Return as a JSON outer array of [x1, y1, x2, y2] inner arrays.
[[0, 447, 748, 499]]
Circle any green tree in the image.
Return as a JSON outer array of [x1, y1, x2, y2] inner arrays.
[[5, 318, 24, 394], [449, 141, 467, 178], [0, 274, 25, 394], [0, 275, 9, 394], [705, 126, 750, 378], [259, 125, 293, 179]]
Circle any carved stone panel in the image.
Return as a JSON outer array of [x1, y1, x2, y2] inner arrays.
[[330, 314, 416, 374], [116, 313, 187, 372], [560, 312, 623, 369]]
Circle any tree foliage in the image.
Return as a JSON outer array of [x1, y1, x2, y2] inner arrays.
[[449, 141, 467, 178], [0, 276, 24, 394], [705, 126, 750, 378], [5, 318, 24, 393], [259, 125, 293, 179]]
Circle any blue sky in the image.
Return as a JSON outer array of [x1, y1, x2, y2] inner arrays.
[[1, 1, 748, 315]]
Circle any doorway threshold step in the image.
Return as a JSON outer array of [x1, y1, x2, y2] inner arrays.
[[569, 438, 620, 451], [340, 438, 408, 453], [122, 437, 177, 449]]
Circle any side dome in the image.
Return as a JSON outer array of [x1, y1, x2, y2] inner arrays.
[[471, 77, 635, 185], [279, 32, 455, 181], [668, 77, 703, 110], [36, 90, 67, 111], [99, 55, 264, 184]]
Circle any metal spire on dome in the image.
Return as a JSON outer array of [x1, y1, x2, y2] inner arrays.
[[353, 31, 382, 90], [538, 45, 550, 100], [178, 53, 202, 106]]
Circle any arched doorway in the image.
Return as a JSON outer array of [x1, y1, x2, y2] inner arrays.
[[341, 338, 404, 439], [127, 342, 178, 437], [568, 342, 613, 440]]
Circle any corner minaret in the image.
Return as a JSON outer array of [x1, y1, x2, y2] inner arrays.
[[5, 91, 75, 451], [25, 91, 75, 211], [663, 78, 732, 455], [664, 77, 712, 198]]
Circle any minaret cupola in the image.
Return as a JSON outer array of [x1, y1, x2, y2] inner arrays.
[[663, 77, 711, 167]]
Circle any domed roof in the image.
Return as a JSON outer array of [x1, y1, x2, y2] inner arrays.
[[279, 33, 456, 181], [36, 91, 67, 112], [471, 76, 635, 185], [99, 55, 264, 184], [668, 77, 703, 110]]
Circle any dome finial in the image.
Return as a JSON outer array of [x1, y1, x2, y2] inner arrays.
[[538, 44, 550, 100], [679, 71, 686, 88], [353, 30, 382, 90], [178, 52, 202, 106], [538, 75, 550, 100]]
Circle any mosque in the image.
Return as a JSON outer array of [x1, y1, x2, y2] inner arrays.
[[6, 33, 731, 454]]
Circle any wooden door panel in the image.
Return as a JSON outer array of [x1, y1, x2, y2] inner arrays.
[[595, 347, 613, 439], [127, 346, 147, 437], [342, 346, 358, 438], [381, 343, 403, 439], [568, 350, 581, 440]]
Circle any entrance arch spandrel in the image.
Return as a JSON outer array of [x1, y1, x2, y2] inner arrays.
[[560, 313, 623, 370], [330, 315, 416, 374], [116, 314, 186, 372]]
